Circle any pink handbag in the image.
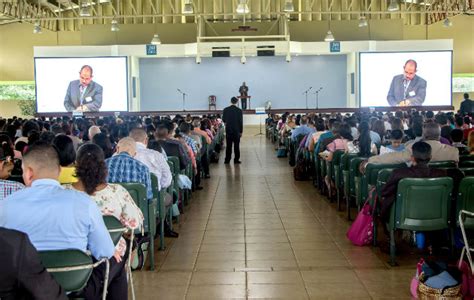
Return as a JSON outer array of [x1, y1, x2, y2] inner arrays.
[[346, 199, 375, 246]]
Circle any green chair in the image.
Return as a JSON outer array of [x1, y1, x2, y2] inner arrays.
[[39, 249, 109, 300], [460, 168, 474, 176], [456, 177, 474, 228], [348, 157, 368, 220], [460, 161, 474, 168], [103, 216, 136, 300], [168, 156, 183, 213], [331, 150, 345, 210], [387, 177, 453, 266], [118, 183, 156, 271], [363, 163, 406, 205], [150, 174, 166, 250], [376, 169, 395, 200], [460, 155, 474, 163], [341, 153, 358, 212], [428, 160, 457, 169]]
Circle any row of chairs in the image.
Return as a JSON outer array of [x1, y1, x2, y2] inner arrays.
[[266, 124, 474, 265], [37, 126, 226, 298]]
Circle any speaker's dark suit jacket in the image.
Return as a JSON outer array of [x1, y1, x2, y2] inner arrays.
[[0, 227, 66, 300]]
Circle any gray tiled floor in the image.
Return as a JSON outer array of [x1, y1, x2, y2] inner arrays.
[[132, 132, 413, 299]]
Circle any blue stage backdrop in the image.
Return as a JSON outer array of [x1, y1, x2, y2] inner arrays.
[[139, 55, 347, 111]]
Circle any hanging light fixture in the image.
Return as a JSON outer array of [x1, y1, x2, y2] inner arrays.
[[283, 0, 295, 12], [196, 55, 201, 64], [286, 53, 292, 62], [150, 34, 161, 45], [241, 55, 247, 64], [110, 19, 120, 32], [443, 17, 452, 27], [358, 15, 368, 27], [236, 0, 250, 14], [324, 30, 335, 42], [33, 21, 42, 34], [79, 1, 91, 17], [183, 0, 194, 14], [387, 0, 400, 11]]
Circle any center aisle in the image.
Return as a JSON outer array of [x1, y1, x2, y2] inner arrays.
[[133, 133, 412, 299]]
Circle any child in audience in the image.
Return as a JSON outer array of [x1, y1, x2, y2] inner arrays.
[[380, 129, 405, 154], [451, 129, 469, 155]]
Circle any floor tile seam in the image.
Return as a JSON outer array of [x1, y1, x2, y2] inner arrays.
[[263, 175, 311, 300], [183, 176, 222, 299], [289, 166, 376, 298]]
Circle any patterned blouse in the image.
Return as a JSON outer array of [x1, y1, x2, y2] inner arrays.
[[64, 183, 144, 257]]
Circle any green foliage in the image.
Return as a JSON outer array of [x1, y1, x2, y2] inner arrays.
[[18, 100, 37, 117], [0, 82, 35, 101]]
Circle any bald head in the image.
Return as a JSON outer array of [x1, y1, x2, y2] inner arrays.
[[88, 126, 101, 140], [116, 137, 137, 156], [22, 143, 60, 186], [129, 128, 147, 144], [423, 122, 441, 140]]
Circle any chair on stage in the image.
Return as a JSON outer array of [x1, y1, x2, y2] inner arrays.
[[208, 95, 217, 110]]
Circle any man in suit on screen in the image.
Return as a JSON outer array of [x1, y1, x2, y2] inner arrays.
[[387, 59, 427, 107], [64, 65, 103, 112]]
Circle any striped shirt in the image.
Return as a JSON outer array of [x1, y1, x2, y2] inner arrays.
[[105, 152, 153, 200], [0, 179, 24, 201]]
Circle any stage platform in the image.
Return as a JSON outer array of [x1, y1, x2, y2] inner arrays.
[[35, 105, 454, 118]]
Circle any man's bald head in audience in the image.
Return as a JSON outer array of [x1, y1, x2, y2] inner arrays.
[[116, 137, 137, 157], [22, 143, 61, 186]]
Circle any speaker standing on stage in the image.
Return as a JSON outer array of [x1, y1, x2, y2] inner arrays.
[[223, 97, 243, 164], [239, 82, 249, 110]]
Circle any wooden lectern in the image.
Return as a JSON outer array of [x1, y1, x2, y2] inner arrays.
[[237, 96, 251, 110]]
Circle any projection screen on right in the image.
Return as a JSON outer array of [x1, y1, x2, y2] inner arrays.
[[359, 51, 452, 107]]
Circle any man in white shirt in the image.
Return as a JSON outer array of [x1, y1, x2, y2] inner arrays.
[[129, 128, 178, 238], [129, 128, 172, 191]]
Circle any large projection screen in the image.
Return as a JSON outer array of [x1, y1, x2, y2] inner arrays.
[[359, 51, 452, 107], [139, 55, 347, 110], [35, 57, 129, 113]]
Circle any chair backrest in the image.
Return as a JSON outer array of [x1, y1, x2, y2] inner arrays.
[[103, 215, 126, 245], [460, 161, 474, 168], [456, 177, 474, 228], [150, 173, 160, 200], [376, 168, 395, 197], [428, 160, 457, 169], [393, 177, 453, 231], [118, 183, 149, 233], [349, 157, 368, 193], [168, 156, 181, 174], [366, 163, 406, 186], [38, 249, 93, 293], [460, 155, 474, 163], [460, 168, 474, 177], [340, 153, 358, 171]]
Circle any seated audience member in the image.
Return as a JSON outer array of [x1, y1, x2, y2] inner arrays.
[[0, 143, 24, 200], [15, 120, 39, 146], [155, 123, 190, 171], [65, 143, 144, 262], [129, 128, 172, 191], [370, 120, 385, 146], [468, 131, 474, 155], [290, 116, 315, 141], [0, 227, 67, 300], [88, 125, 101, 141], [324, 124, 354, 161], [193, 118, 211, 178], [379, 142, 446, 222], [314, 119, 339, 154], [451, 129, 469, 155], [463, 116, 474, 140], [52, 135, 77, 184], [38, 131, 56, 145], [92, 132, 114, 159], [380, 129, 405, 154], [193, 118, 212, 145], [0, 144, 116, 300], [353, 121, 377, 156], [106, 137, 153, 201], [366, 122, 459, 165], [307, 119, 327, 152]]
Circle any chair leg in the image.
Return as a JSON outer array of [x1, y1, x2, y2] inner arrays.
[[347, 196, 351, 221], [159, 217, 165, 250], [336, 188, 341, 211], [149, 233, 155, 271], [389, 229, 397, 266]]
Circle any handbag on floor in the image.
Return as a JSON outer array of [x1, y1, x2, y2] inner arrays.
[[346, 199, 375, 246], [276, 146, 287, 158]]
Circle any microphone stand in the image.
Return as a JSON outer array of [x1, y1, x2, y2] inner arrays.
[[302, 86, 312, 110], [177, 89, 187, 111], [313, 87, 323, 110]]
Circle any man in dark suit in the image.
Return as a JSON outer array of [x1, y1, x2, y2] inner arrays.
[[0, 227, 66, 300], [64, 65, 103, 112], [239, 82, 249, 110], [379, 141, 446, 222], [223, 97, 243, 164], [387, 59, 427, 107], [460, 93, 474, 115]]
